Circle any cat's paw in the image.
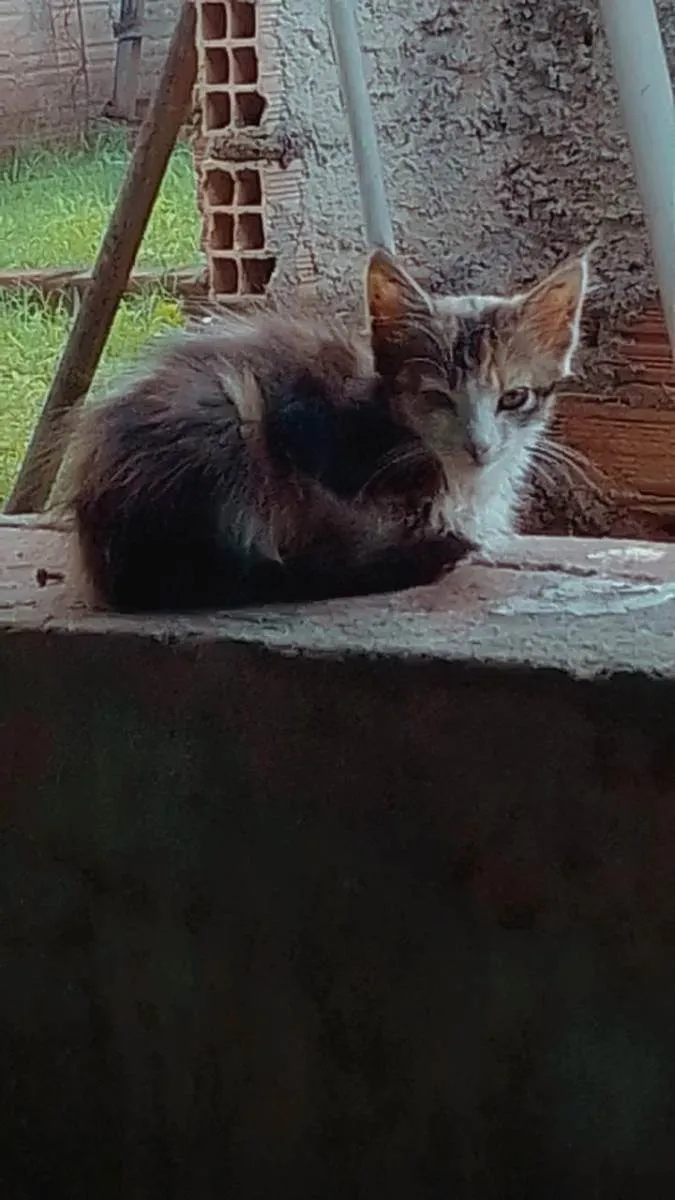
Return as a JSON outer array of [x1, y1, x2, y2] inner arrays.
[[410, 531, 477, 584]]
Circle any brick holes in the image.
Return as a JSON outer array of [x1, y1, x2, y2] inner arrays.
[[211, 257, 239, 295], [205, 91, 231, 131], [205, 48, 229, 85], [236, 213, 264, 251], [233, 91, 266, 127], [235, 169, 261, 206], [196, 0, 277, 298], [231, 46, 258, 84], [205, 168, 234, 207], [211, 212, 234, 250], [200, 2, 228, 40], [241, 258, 276, 295], [229, 0, 256, 38]]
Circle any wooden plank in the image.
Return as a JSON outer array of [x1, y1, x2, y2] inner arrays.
[[526, 301, 675, 539], [604, 303, 675, 388], [557, 397, 675, 499], [0, 265, 206, 304]]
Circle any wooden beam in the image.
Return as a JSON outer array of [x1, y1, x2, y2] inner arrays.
[[5, 1, 197, 516], [0, 266, 206, 305]]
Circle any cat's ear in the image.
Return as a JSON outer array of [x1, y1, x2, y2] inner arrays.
[[512, 250, 590, 375], [365, 248, 433, 326]]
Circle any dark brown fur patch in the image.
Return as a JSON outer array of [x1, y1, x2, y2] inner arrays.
[[63, 313, 471, 612]]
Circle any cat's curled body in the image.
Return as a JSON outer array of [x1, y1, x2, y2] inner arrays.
[[66, 307, 469, 611], [65, 247, 589, 611]]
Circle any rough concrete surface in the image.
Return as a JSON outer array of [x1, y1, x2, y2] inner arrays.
[[3, 518, 675, 678], [5, 520, 675, 1197], [271, 0, 672, 342]]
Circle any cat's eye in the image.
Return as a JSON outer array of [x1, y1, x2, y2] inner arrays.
[[498, 388, 535, 413]]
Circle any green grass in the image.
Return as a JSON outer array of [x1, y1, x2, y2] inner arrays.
[[0, 290, 184, 502], [0, 129, 201, 270], [0, 129, 201, 502]]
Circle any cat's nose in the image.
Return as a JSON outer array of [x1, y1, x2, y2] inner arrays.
[[464, 436, 491, 465]]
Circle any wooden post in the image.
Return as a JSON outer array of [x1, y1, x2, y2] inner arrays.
[[4, 1, 197, 516], [110, 0, 146, 122]]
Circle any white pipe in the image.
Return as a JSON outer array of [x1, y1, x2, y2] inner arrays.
[[327, 0, 395, 253], [599, 0, 675, 357]]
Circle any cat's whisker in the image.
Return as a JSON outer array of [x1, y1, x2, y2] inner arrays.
[[531, 445, 595, 490], [529, 460, 558, 493], [404, 355, 448, 377], [538, 448, 596, 486], [363, 444, 429, 487], [531, 447, 578, 483], [538, 439, 586, 465], [356, 444, 429, 499], [538, 436, 595, 472]]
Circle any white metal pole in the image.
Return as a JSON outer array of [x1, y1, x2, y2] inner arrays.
[[599, 0, 675, 357], [327, 0, 395, 253]]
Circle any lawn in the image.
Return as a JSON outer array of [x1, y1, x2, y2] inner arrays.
[[0, 129, 202, 503]]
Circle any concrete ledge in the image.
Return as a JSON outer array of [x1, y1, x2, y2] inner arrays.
[[2, 520, 675, 1196], [2, 517, 675, 676]]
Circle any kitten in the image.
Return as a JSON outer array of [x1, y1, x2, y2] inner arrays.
[[367, 246, 590, 550], [64, 247, 588, 612], [63, 256, 474, 613]]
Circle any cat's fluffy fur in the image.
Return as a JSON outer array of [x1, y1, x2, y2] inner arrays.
[[64, 298, 470, 611], [64, 248, 588, 611]]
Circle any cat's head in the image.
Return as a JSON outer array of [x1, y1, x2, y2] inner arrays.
[[365, 247, 589, 485]]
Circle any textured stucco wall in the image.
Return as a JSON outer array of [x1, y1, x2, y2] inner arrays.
[[270, 0, 674, 332]]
